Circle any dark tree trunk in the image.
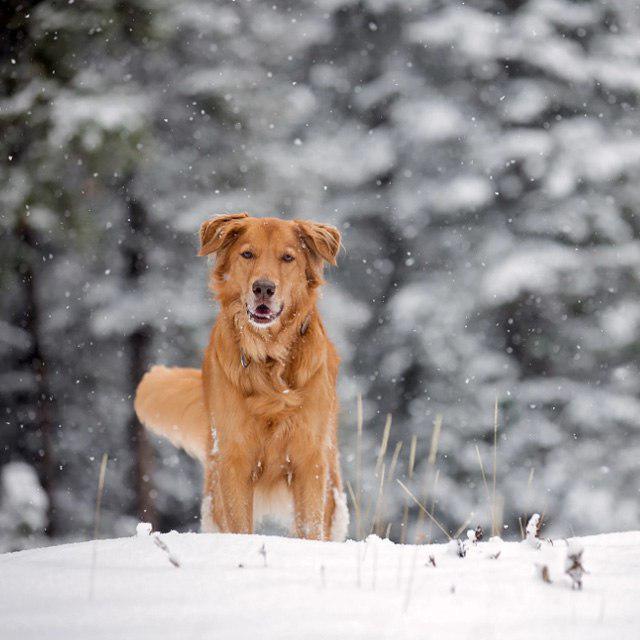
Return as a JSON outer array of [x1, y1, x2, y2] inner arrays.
[[121, 176, 156, 526], [16, 217, 56, 536]]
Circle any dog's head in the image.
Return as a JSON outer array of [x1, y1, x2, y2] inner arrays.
[[199, 213, 340, 331]]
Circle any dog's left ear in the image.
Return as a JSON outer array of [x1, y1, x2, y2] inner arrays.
[[198, 212, 248, 256], [296, 220, 341, 266]]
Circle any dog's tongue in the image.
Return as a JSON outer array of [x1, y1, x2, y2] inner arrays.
[[255, 304, 271, 316]]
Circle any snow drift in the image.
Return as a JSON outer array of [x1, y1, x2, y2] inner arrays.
[[1, 530, 639, 639]]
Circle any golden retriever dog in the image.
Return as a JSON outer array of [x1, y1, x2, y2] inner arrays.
[[134, 213, 348, 541]]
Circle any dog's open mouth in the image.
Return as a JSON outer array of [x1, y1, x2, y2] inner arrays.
[[247, 303, 284, 326]]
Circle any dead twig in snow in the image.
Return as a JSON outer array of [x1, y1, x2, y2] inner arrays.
[[565, 542, 586, 590], [153, 534, 181, 568], [536, 563, 552, 584]]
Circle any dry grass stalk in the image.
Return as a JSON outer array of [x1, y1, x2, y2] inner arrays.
[[424, 469, 440, 543], [388, 441, 403, 485], [397, 479, 451, 541], [494, 494, 504, 537], [355, 394, 363, 539], [492, 397, 499, 537], [475, 444, 494, 532], [374, 414, 392, 478], [373, 440, 403, 537], [518, 516, 525, 540], [369, 463, 386, 535], [428, 414, 442, 466], [453, 514, 473, 540], [408, 434, 417, 479], [415, 415, 442, 541], [346, 480, 362, 541], [362, 413, 394, 533], [400, 434, 418, 544], [521, 467, 536, 540], [527, 466, 535, 488], [93, 453, 108, 540], [539, 502, 548, 535], [89, 453, 108, 600]]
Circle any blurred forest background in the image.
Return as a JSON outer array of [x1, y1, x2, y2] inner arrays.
[[2, 0, 640, 552]]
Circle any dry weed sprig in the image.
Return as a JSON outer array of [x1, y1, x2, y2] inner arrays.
[[397, 479, 451, 541], [527, 467, 535, 489], [428, 415, 442, 466], [369, 463, 386, 535], [388, 441, 403, 486], [424, 469, 440, 543], [363, 413, 393, 532], [475, 444, 494, 531], [346, 480, 361, 540], [494, 494, 504, 537], [374, 440, 403, 537], [401, 434, 418, 544], [521, 467, 536, 539], [89, 453, 108, 600], [492, 397, 499, 537], [415, 415, 442, 542], [374, 414, 392, 478], [355, 393, 363, 539], [453, 514, 473, 540]]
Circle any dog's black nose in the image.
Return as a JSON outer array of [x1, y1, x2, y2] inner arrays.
[[252, 279, 276, 298]]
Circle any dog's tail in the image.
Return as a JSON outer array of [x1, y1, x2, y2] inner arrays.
[[134, 365, 209, 463]]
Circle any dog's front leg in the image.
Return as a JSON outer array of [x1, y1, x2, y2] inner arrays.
[[218, 453, 254, 534], [292, 455, 327, 540]]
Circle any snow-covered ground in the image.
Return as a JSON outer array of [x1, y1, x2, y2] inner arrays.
[[1, 530, 638, 639]]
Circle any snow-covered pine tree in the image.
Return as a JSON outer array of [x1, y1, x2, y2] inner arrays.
[[2, 0, 640, 548]]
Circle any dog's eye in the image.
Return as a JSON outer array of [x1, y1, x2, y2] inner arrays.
[[282, 254, 295, 263], [240, 250, 254, 259]]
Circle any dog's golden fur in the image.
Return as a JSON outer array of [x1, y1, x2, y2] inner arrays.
[[135, 213, 348, 540]]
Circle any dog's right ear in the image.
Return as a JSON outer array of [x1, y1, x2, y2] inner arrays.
[[198, 212, 249, 257]]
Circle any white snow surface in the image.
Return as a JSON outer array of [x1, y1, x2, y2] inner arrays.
[[2, 531, 639, 639]]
